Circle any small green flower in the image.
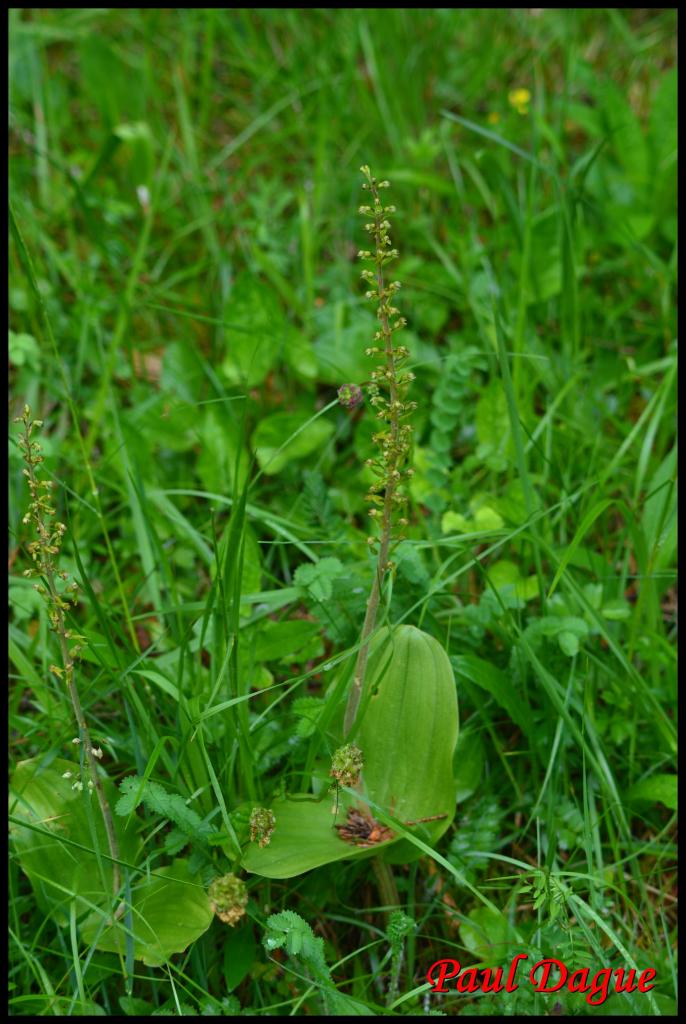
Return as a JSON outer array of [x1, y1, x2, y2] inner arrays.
[[249, 806, 276, 848], [330, 743, 364, 789], [207, 873, 248, 927]]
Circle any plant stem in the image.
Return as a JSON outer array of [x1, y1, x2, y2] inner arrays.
[[344, 168, 411, 735], [371, 856, 400, 915], [19, 412, 121, 899]]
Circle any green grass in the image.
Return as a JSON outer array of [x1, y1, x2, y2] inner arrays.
[[9, 8, 677, 1017]]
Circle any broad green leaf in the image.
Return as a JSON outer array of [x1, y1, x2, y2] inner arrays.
[[627, 774, 677, 811], [239, 639, 274, 690], [453, 731, 484, 803], [244, 626, 458, 878], [441, 510, 471, 534], [283, 323, 318, 381], [460, 906, 514, 965], [525, 208, 562, 304], [240, 524, 263, 617], [123, 400, 199, 454], [223, 922, 257, 991], [252, 412, 334, 475], [9, 329, 40, 368], [600, 598, 631, 622], [313, 309, 374, 385], [453, 655, 533, 738], [488, 559, 538, 601], [359, 626, 459, 865], [475, 380, 512, 472], [81, 859, 213, 966], [538, 616, 589, 640], [242, 795, 381, 879], [220, 273, 286, 387], [197, 407, 250, 496], [161, 341, 206, 403], [472, 505, 505, 532], [358, 626, 458, 832], [251, 619, 322, 662], [601, 80, 648, 191], [119, 997, 154, 1016], [9, 757, 141, 926], [558, 630, 579, 657]]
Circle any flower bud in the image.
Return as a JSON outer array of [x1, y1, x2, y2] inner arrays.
[[337, 383, 364, 409]]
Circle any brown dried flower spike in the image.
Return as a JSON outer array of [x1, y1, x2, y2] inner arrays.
[[335, 806, 449, 848], [335, 807, 395, 848]]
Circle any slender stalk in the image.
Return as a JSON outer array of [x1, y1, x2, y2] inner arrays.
[[16, 407, 121, 898], [343, 166, 415, 736], [371, 856, 400, 915]]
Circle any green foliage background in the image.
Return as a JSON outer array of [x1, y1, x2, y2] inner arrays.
[[9, 8, 676, 1016]]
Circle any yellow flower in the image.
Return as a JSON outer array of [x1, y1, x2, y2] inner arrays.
[[508, 87, 531, 115]]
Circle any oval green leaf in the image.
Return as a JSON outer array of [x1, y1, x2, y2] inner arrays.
[[9, 757, 141, 926], [81, 859, 214, 966]]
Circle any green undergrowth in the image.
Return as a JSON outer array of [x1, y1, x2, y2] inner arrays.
[[9, 8, 676, 1017]]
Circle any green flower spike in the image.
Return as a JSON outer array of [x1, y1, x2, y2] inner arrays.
[[207, 873, 248, 927], [249, 806, 276, 848], [330, 743, 365, 789]]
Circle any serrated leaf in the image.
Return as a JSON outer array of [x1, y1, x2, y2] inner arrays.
[[116, 776, 216, 844], [293, 557, 344, 602], [292, 696, 326, 738]]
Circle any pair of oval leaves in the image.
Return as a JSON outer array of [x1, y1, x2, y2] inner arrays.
[[243, 624, 459, 878]]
